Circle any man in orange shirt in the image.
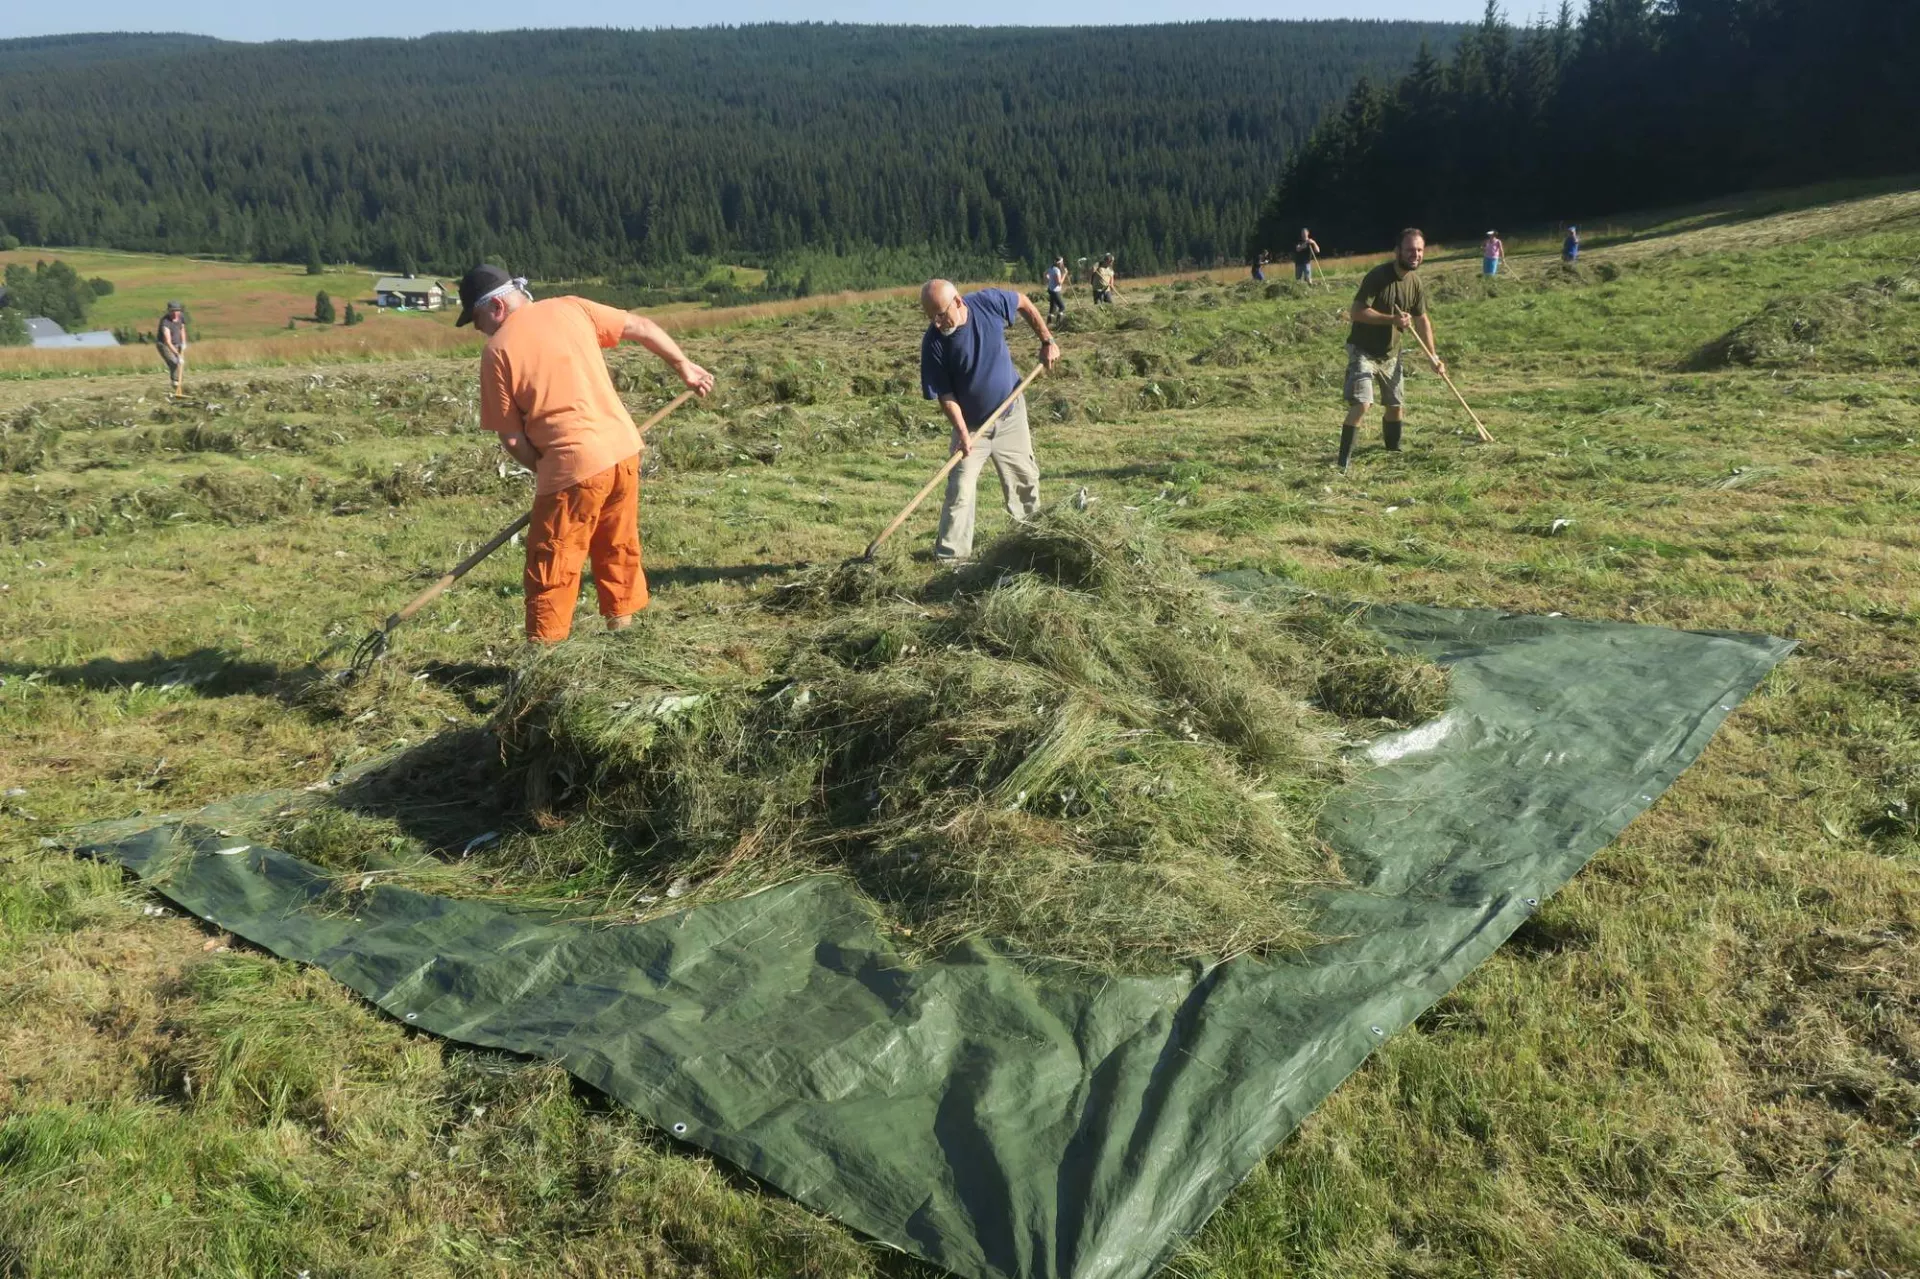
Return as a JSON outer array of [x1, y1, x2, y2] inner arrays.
[[457, 264, 714, 642]]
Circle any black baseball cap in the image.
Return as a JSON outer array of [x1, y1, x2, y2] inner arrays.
[[455, 264, 513, 327]]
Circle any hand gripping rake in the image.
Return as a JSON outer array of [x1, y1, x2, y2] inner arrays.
[[859, 363, 1046, 561]]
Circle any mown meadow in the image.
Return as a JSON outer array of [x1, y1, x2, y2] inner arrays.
[[1, 188, 1916, 1277]]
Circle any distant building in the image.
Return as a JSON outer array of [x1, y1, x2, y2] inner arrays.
[[25, 316, 120, 348], [374, 277, 447, 310]]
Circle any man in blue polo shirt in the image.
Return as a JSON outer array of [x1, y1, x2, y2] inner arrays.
[[920, 278, 1060, 561]]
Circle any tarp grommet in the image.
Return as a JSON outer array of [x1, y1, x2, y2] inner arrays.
[[1524, 897, 1539, 908], [405, 1012, 418, 1021], [673, 1122, 689, 1135], [1368, 1026, 1384, 1038]]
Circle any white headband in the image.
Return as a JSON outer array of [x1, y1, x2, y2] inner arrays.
[[473, 277, 531, 310]]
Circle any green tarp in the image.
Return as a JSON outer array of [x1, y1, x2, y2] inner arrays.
[[77, 599, 1792, 1279]]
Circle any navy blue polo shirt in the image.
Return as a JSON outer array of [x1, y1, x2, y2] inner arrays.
[[920, 288, 1023, 429]]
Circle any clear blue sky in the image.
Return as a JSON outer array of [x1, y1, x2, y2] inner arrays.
[[2, 3, 1486, 44]]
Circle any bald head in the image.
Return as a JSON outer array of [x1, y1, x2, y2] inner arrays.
[[922, 279, 958, 313], [922, 278, 966, 335]]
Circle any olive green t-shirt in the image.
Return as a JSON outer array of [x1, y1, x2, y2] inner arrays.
[[1345, 260, 1427, 360]]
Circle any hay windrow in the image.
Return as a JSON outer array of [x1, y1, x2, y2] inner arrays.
[[1691, 270, 1920, 369], [495, 506, 1450, 972]]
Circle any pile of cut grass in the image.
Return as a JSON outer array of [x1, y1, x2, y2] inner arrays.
[[495, 506, 1449, 972], [1692, 270, 1920, 369]]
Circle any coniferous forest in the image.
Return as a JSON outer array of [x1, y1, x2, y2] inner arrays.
[[5, 5, 1911, 285], [0, 23, 1459, 279], [1253, 0, 1920, 254]]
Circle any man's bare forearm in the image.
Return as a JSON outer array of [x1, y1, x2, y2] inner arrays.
[[1014, 296, 1059, 371], [621, 312, 715, 396], [621, 313, 695, 370], [940, 397, 971, 434], [1014, 296, 1056, 344]]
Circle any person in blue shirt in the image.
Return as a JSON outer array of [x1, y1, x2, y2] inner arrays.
[[1563, 225, 1580, 262], [920, 279, 1060, 561]]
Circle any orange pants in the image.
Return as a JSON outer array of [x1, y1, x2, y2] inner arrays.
[[524, 454, 648, 642]]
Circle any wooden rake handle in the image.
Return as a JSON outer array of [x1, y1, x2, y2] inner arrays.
[[377, 390, 696, 632], [862, 364, 1047, 559], [1398, 311, 1493, 443], [381, 512, 532, 632]]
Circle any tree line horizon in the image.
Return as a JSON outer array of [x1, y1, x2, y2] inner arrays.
[[1253, 0, 1914, 254], [0, 22, 1456, 292], [1, 7, 1908, 298]]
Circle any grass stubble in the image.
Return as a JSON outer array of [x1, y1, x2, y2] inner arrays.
[[0, 185, 1917, 1277]]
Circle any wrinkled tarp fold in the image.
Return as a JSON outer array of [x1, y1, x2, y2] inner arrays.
[[79, 598, 1791, 1279]]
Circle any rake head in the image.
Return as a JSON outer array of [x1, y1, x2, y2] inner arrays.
[[345, 625, 394, 681]]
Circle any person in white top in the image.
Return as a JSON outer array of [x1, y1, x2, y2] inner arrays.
[[1045, 256, 1069, 322], [1482, 231, 1504, 277]]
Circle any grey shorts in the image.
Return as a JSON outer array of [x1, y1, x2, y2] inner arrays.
[[1343, 343, 1403, 408]]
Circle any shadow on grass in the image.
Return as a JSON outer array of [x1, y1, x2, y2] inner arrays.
[[0, 647, 526, 718], [647, 560, 812, 591], [0, 646, 298, 698], [416, 659, 513, 713], [327, 726, 520, 856]]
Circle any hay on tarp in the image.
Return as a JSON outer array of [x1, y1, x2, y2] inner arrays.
[[495, 506, 1449, 971]]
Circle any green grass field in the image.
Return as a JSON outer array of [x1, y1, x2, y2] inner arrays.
[[0, 246, 449, 340], [2, 187, 1917, 1278]]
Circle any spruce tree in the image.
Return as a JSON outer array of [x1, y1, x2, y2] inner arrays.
[[0, 24, 1467, 277]]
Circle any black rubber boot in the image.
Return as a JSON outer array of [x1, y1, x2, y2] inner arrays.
[[1337, 424, 1358, 471], [1383, 418, 1403, 451]]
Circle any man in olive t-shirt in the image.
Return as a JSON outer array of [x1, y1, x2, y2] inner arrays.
[[1338, 228, 1445, 471]]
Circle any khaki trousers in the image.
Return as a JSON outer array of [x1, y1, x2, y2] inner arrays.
[[933, 395, 1040, 561], [158, 344, 184, 391]]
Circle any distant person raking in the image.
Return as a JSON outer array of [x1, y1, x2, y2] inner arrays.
[[157, 301, 187, 397], [1294, 229, 1321, 282]]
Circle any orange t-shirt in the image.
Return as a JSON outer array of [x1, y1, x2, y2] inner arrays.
[[479, 296, 642, 495]]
